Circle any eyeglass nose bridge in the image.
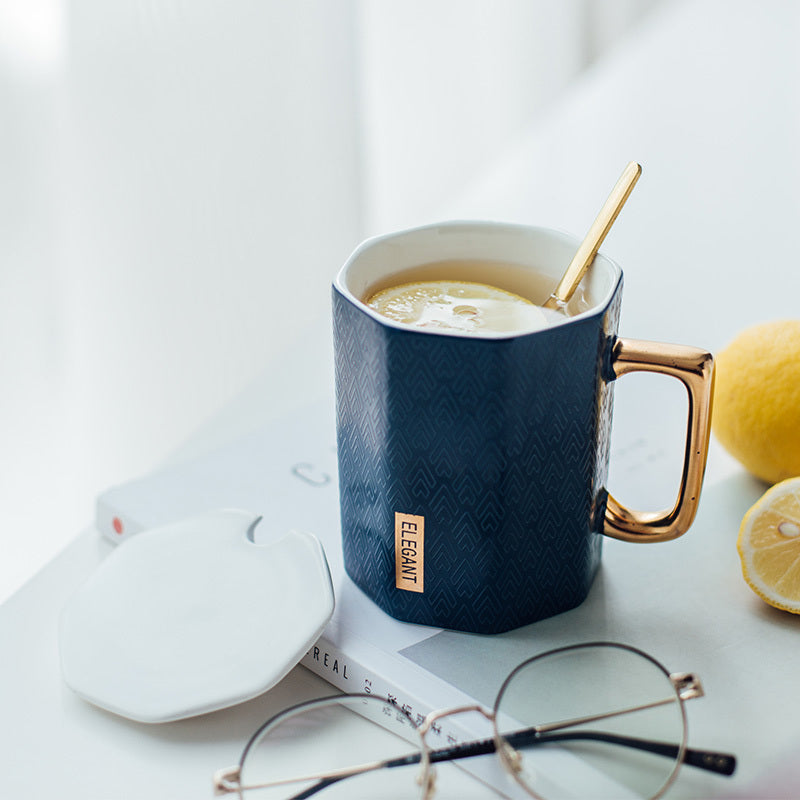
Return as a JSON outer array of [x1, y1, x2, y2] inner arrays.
[[418, 703, 498, 800], [418, 703, 495, 737], [417, 704, 524, 786]]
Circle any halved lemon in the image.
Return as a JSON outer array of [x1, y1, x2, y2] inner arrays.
[[738, 477, 800, 613]]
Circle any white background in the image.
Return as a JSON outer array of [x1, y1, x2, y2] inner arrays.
[[0, 0, 663, 602]]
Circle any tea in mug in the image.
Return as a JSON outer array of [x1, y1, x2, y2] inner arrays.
[[365, 260, 577, 336]]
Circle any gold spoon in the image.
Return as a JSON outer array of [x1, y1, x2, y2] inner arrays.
[[544, 161, 642, 310]]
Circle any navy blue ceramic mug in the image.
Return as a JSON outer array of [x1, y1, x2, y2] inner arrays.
[[333, 222, 713, 634]]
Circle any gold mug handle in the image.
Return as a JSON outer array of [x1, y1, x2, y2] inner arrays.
[[604, 337, 715, 543]]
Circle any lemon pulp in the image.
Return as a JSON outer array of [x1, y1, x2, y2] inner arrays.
[[738, 476, 800, 613]]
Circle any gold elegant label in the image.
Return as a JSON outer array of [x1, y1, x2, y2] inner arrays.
[[395, 512, 424, 593]]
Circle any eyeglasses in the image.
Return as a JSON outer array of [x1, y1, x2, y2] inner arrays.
[[213, 641, 736, 800]]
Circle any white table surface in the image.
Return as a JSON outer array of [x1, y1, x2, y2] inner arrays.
[[4, 1, 800, 797]]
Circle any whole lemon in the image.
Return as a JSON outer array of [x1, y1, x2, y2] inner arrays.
[[713, 320, 800, 484]]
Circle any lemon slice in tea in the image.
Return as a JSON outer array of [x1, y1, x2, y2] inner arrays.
[[367, 280, 562, 335], [738, 477, 800, 613]]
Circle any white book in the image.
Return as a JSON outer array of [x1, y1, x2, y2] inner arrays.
[[95, 395, 682, 798]]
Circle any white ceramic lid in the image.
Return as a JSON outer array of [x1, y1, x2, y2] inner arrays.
[[59, 509, 334, 723]]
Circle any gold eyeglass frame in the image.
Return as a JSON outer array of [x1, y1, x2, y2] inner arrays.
[[213, 642, 735, 800]]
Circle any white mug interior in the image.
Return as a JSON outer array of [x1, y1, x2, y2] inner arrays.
[[334, 221, 622, 338]]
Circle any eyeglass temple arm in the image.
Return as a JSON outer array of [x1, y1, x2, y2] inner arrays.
[[419, 728, 735, 777], [285, 776, 345, 800], [500, 729, 736, 776], [228, 749, 427, 800], [221, 726, 737, 800]]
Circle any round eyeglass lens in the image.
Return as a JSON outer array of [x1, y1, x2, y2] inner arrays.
[[238, 694, 428, 799], [493, 643, 687, 800]]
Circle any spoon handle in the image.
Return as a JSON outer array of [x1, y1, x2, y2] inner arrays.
[[545, 161, 642, 309]]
